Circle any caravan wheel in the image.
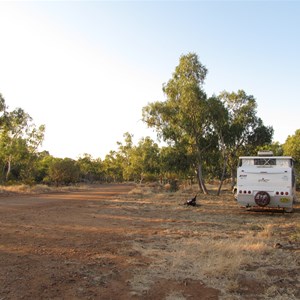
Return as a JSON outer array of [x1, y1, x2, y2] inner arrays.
[[254, 191, 270, 207]]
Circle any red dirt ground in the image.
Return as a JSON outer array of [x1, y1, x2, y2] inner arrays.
[[0, 184, 220, 300]]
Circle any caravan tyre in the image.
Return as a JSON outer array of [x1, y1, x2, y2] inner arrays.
[[254, 191, 270, 207]]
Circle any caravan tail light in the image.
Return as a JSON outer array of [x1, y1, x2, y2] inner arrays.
[[238, 190, 253, 195], [241, 190, 251, 194], [275, 191, 289, 196]]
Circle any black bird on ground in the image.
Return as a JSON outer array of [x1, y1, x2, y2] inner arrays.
[[185, 194, 198, 206]]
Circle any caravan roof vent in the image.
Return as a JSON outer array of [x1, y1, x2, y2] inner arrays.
[[257, 150, 274, 157]]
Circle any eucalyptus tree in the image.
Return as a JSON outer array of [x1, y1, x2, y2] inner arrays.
[[0, 98, 45, 182], [33, 151, 53, 183], [116, 132, 134, 181], [114, 132, 161, 183], [102, 150, 124, 182], [207, 96, 230, 195], [218, 90, 273, 186], [159, 144, 194, 183], [130, 136, 160, 183], [283, 129, 300, 161], [142, 53, 213, 193], [0, 93, 7, 120], [77, 153, 104, 183]]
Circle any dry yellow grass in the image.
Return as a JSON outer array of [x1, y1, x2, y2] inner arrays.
[[125, 184, 300, 299], [0, 183, 89, 194]]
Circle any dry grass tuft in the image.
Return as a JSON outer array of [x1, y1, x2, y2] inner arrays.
[[0, 184, 89, 195], [165, 291, 186, 300]]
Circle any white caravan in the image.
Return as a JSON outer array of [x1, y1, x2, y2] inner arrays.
[[236, 151, 296, 212]]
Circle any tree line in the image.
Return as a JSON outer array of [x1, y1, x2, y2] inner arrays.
[[1, 53, 299, 191]]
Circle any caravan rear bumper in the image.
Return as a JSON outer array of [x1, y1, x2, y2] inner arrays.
[[237, 193, 293, 209]]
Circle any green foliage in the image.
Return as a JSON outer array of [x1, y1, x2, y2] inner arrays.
[[77, 153, 104, 183], [142, 53, 211, 193], [114, 133, 160, 183], [257, 142, 284, 156], [283, 129, 300, 160], [0, 93, 7, 121], [103, 150, 123, 182], [116, 132, 134, 181], [219, 90, 273, 152], [0, 94, 45, 183], [217, 90, 273, 185], [159, 145, 193, 178], [131, 136, 160, 183], [143, 53, 209, 145], [283, 129, 300, 187], [34, 151, 54, 183], [142, 54, 276, 192], [48, 158, 80, 186]]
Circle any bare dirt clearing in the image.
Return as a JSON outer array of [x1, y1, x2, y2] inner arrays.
[[0, 183, 299, 299]]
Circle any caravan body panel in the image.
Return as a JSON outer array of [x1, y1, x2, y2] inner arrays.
[[236, 155, 296, 211]]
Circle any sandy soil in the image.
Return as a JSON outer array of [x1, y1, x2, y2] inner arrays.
[[0, 183, 299, 300]]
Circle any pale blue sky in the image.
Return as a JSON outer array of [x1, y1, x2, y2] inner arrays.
[[0, 1, 299, 159]]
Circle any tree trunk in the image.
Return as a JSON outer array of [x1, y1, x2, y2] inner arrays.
[[5, 158, 11, 181], [139, 173, 144, 184], [230, 164, 237, 190], [217, 153, 228, 196], [196, 172, 203, 193], [196, 163, 209, 194]]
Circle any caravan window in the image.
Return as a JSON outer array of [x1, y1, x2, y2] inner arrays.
[[239, 158, 292, 167], [254, 158, 276, 166]]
